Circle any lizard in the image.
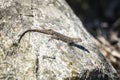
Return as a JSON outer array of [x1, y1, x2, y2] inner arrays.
[[17, 29, 82, 46]]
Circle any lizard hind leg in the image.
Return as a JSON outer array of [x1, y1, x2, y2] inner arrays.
[[51, 35, 60, 40], [48, 35, 59, 42]]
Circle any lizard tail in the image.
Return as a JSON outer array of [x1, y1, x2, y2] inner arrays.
[[18, 29, 53, 43]]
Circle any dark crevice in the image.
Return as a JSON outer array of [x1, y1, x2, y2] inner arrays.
[[35, 54, 39, 80]]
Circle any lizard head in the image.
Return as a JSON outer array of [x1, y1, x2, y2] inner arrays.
[[73, 38, 82, 43]]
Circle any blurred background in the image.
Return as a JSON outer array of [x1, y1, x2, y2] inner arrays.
[[66, 0, 120, 75]]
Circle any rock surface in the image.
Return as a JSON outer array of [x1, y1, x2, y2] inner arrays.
[[0, 0, 119, 80]]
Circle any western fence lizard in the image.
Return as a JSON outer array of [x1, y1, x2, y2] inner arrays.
[[17, 29, 82, 46]]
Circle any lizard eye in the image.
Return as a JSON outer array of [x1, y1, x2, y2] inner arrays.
[[79, 38, 82, 41]]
